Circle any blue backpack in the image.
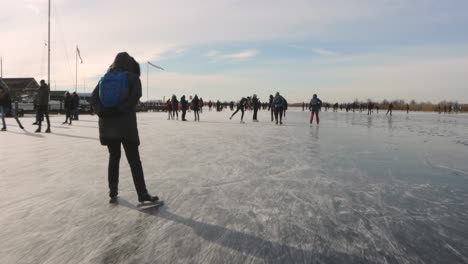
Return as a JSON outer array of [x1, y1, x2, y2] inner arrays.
[[99, 71, 129, 108]]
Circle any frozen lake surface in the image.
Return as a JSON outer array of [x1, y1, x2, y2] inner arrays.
[[1, 109, 468, 264]]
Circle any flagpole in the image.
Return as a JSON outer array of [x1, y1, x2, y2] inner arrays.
[[147, 62, 149, 101], [48, 0, 50, 90], [75, 45, 78, 92]]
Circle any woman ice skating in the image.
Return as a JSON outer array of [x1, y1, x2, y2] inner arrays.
[[309, 94, 322, 125], [272, 92, 286, 125], [0, 83, 24, 131], [230, 97, 248, 123], [166, 99, 172, 120], [171, 94, 179, 120], [90, 52, 159, 204], [192, 94, 200, 121]]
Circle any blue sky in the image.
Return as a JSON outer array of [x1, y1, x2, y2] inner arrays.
[[1, 0, 468, 102]]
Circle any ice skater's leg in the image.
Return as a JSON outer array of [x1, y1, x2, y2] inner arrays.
[[274, 109, 279, 123], [123, 142, 149, 198], [11, 108, 23, 129], [231, 108, 240, 119], [107, 142, 121, 197], [241, 108, 244, 121], [310, 111, 314, 124], [45, 110, 50, 131], [0, 106, 6, 129], [316, 112, 320, 124]]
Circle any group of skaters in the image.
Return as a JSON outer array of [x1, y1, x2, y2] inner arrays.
[[61, 91, 81, 125], [0, 79, 52, 132], [165, 94, 202, 121], [0, 77, 83, 133]]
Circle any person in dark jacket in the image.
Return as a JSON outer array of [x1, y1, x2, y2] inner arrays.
[[309, 94, 322, 125], [230, 97, 248, 123], [35, 80, 51, 133], [0, 84, 24, 131], [386, 103, 394, 116], [272, 92, 286, 125], [252, 94, 260, 122], [180, 95, 188, 121], [192, 94, 200, 121], [166, 99, 172, 120], [171, 95, 179, 120], [62, 92, 73, 125], [268, 94, 274, 122], [283, 98, 288, 118], [90, 52, 159, 204], [72, 92, 80, 120]]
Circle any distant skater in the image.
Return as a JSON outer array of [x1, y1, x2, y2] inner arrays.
[[72, 92, 80, 120], [272, 92, 286, 125], [386, 102, 394, 116], [268, 94, 274, 122], [181, 95, 188, 121], [62, 92, 73, 125], [230, 97, 248, 123], [406, 104, 410, 114], [252, 94, 260, 122], [171, 94, 179, 120], [166, 99, 172, 120], [302, 102, 305, 111], [0, 84, 24, 131], [309, 94, 322, 125], [283, 98, 288, 119], [192, 94, 200, 121], [35, 80, 51, 133], [367, 102, 374, 115], [90, 52, 159, 204]]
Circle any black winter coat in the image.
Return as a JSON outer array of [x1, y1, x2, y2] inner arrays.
[[0, 91, 12, 109], [180, 96, 188, 110], [90, 52, 142, 146]]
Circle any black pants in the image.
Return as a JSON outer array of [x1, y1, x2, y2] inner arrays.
[[231, 107, 244, 120], [253, 107, 258, 120], [37, 105, 50, 129], [194, 110, 200, 121], [270, 109, 274, 121], [274, 107, 283, 123], [107, 142, 148, 198], [65, 108, 73, 124], [182, 109, 187, 120]]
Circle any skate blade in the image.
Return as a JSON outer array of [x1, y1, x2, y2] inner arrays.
[[137, 200, 164, 209]]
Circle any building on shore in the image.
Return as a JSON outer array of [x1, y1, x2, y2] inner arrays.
[[1, 78, 40, 101]]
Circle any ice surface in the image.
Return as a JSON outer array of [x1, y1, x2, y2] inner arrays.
[[1, 109, 468, 264]]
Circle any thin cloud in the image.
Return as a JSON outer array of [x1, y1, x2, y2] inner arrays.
[[206, 50, 218, 57], [219, 49, 259, 61], [314, 49, 338, 56]]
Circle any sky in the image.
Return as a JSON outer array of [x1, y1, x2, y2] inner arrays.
[[1, 0, 468, 103]]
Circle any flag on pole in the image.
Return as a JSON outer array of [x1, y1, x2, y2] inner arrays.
[[148, 61, 164, 70], [77, 46, 83, 64]]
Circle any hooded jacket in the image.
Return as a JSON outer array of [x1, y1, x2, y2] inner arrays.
[[90, 52, 142, 146], [309, 96, 322, 112], [272, 95, 286, 109]]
